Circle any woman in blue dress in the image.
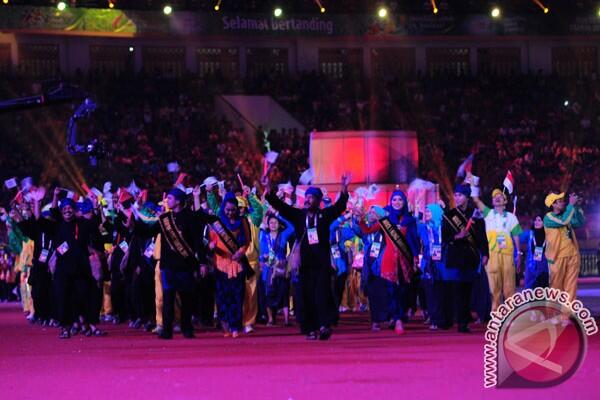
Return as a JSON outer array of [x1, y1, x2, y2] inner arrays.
[[356, 206, 391, 331], [417, 203, 444, 330], [259, 213, 294, 326], [525, 215, 549, 289]]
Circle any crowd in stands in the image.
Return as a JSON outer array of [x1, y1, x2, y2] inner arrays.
[[1, 68, 599, 222]]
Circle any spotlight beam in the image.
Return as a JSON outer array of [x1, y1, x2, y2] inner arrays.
[[314, 0, 325, 13], [431, 0, 438, 14], [532, 0, 549, 13]]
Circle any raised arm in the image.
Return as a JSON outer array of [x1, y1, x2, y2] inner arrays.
[[265, 189, 301, 223], [194, 207, 218, 225], [544, 196, 585, 228], [358, 220, 380, 235], [206, 186, 221, 216], [471, 195, 487, 213], [327, 174, 351, 219], [51, 187, 60, 209], [279, 215, 295, 242], [247, 191, 264, 227]]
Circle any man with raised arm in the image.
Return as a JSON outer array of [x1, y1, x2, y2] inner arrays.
[[265, 175, 350, 340]]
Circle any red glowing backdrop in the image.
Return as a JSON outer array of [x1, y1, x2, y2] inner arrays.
[[295, 130, 438, 211], [309, 130, 419, 185]]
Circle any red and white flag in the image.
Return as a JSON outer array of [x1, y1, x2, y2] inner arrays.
[[456, 154, 474, 178], [503, 170, 515, 194]]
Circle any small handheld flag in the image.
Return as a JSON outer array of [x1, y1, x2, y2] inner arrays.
[[503, 170, 515, 194]]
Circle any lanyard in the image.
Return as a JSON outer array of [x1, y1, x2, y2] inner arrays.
[[306, 213, 317, 230], [531, 231, 546, 248], [75, 222, 79, 241], [426, 224, 441, 246], [41, 233, 52, 250], [491, 211, 508, 231], [267, 233, 278, 253], [369, 232, 382, 244]]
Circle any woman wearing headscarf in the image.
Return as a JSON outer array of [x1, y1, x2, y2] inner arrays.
[[355, 206, 391, 331], [384, 190, 420, 328], [417, 203, 444, 330], [259, 213, 294, 326], [209, 192, 251, 338], [357, 189, 420, 334], [525, 215, 549, 290]]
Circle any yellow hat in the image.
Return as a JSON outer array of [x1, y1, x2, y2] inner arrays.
[[544, 192, 565, 208], [236, 196, 249, 209], [491, 188, 506, 200]]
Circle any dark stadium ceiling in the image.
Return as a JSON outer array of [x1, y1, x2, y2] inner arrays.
[[1, 0, 599, 15]]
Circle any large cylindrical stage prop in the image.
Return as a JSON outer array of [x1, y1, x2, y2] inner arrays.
[[309, 130, 418, 184]]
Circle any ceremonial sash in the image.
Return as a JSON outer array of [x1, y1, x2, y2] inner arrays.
[[209, 217, 254, 277], [159, 212, 196, 261], [377, 217, 414, 267], [442, 208, 479, 258]]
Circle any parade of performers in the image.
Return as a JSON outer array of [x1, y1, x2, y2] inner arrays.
[[0, 161, 589, 340]]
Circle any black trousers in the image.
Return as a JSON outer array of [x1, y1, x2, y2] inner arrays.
[[291, 274, 304, 330], [131, 266, 155, 323], [300, 265, 336, 334], [29, 262, 53, 321], [53, 274, 89, 327], [196, 273, 215, 326], [330, 271, 347, 325], [441, 280, 473, 327], [110, 270, 127, 321], [256, 276, 267, 324], [471, 269, 492, 322], [0, 280, 12, 301], [407, 274, 426, 314], [334, 272, 348, 307], [423, 279, 444, 326], [87, 279, 103, 325], [161, 269, 195, 335]]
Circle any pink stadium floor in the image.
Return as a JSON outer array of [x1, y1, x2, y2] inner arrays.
[[0, 303, 598, 400]]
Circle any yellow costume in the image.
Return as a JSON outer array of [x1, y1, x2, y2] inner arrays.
[[483, 206, 522, 312], [543, 201, 585, 301]]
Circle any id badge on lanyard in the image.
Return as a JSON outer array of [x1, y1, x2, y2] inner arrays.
[[57, 241, 69, 255], [144, 240, 155, 258], [497, 234, 507, 249], [119, 240, 129, 253], [39, 249, 50, 263], [39, 234, 51, 263], [306, 214, 319, 245], [534, 246, 544, 262], [431, 245, 442, 261], [428, 226, 442, 261], [331, 246, 341, 259], [370, 241, 381, 258]]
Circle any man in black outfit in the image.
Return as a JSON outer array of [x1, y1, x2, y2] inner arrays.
[[48, 188, 103, 339], [134, 188, 215, 339], [14, 196, 56, 325], [441, 184, 488, 333], [266, 175, 350, 340]]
